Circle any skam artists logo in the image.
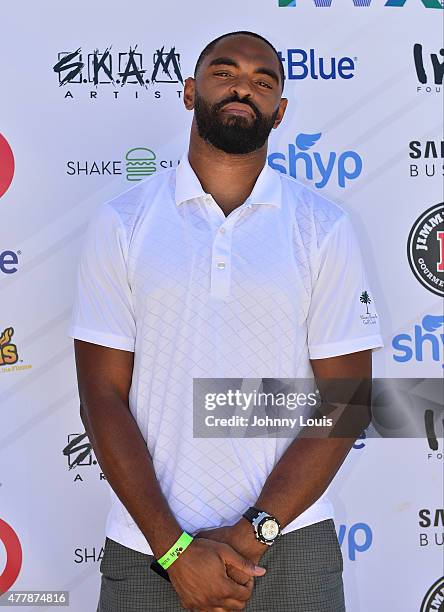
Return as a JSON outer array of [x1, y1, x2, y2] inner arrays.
[[414, 44, 444, 93], [392, 314, 444, 369], [409, 140, 444, 178], [268, 132, 362, 189], [278, 48, 357, 80], [407, 203, 444, 297], [0, 133, 15, 199], [278, 0, 443, 7], [53, 45, 183, 100], [62, 432, 106, 482]]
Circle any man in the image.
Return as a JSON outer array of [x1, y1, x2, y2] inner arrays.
[[69, 30, 384, 611]]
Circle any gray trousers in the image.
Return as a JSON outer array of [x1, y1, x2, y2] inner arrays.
[[97, 518, 346, 611]]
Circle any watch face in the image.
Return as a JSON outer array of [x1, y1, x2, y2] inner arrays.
[[260, 518, 279, 540]]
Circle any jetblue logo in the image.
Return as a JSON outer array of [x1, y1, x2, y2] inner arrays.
[[278, 49, 356, 80], [353, 430, 367, 449], [337, 523, 373, 561], [268, 132, 362, 189], [392, 315, 444, 368], [0, 250, 20, 274]]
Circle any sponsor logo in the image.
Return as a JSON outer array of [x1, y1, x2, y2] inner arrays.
[[278, 49, 357, 80], [0, 328, 18, 367], [407, 203, 444, 296], [278, 0, 443, 7], [424, 406, 444, 460], [359, 290, 378, 326], [0, 328, 32, 373], [268, 132, 362, 189], [0, 250, 20, 275], [0, 133, 15, 199], [387, 0, 443, 5], [414, 44, 444, 93], [392, 314, 444, 368], [421, 577, 444, 612], [62, 433, 107, 482], [65, 148, 177, 181], [353, 429, 367, 449], [74, 546, 104, 564], [53, 46, 183, 100], [337, 522, 372, 561], [126, 148, 156, 181], [0, 518, 23, 592], [418, 508, 444, 547], [409, 140, 444, 178]]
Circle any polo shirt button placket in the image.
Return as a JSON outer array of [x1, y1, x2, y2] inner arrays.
[[210, 214, 240, 300]]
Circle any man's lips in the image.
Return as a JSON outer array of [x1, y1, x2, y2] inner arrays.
[[220, 102, 255, 118]]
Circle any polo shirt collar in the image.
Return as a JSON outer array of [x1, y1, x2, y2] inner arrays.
[[174, 151, 281, 209]]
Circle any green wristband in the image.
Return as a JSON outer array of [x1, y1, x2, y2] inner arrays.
[[157, 531, 194, 569]]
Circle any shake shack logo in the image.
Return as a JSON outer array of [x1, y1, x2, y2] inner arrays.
[[407, 203, 444, 297], [420, 576, 444, 611], [359, 291, 378, 326]]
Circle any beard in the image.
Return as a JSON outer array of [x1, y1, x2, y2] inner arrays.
[[193, 89, 279, 155]]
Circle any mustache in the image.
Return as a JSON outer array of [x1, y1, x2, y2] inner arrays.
[[214, 95, 260, 119]]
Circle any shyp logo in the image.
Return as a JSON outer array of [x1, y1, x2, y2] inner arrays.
[[278, 49, 356, 80], [337, 523, 373, 561], [392, 315, 444, 368], [268, 132, 362, 189]]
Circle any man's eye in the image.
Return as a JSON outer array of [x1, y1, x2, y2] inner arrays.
[[258, 81, 272, 89], [214, 71, 231, 77]]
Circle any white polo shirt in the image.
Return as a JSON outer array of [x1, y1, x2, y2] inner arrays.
[[69, 151, 384, 555]]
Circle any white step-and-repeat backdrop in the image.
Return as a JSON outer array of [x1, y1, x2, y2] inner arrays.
[[1, 1, 443, 610]]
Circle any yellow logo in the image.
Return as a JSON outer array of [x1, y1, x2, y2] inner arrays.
[[0, 327, 18, 366]]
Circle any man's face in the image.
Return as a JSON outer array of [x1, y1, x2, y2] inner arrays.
[[188, 35, 287, 155]]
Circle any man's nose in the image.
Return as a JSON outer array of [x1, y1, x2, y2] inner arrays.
[[228, 75, 254, 99]]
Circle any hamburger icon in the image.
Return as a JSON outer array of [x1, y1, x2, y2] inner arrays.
[[125, 147, 156, 181]]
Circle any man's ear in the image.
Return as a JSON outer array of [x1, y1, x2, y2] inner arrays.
[[273, 97, 288, 129], [183, 77, 196, 111]]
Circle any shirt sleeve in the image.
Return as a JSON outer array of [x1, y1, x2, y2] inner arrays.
[[307, 212, 384, 359], [68, 202, 136, 352]]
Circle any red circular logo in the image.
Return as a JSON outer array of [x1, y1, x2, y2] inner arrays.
[[0, 134, 15, 199], [0, 519, 22, 594]]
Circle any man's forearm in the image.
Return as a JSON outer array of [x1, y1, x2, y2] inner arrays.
[[80, 393, 182, 558], [253, 435, 357, 529]]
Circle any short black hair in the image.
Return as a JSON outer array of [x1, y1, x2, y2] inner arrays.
[[194, 31, 285, 93]]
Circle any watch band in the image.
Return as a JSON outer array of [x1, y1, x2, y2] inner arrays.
[[242, 506, 263, 522]]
